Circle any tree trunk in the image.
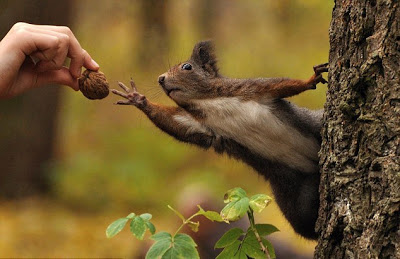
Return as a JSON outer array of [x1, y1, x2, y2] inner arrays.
[[135, 0, 169, 69], [193, 0, 221, 38], [0, 0, 71, 197], [316, 0, 400, 258]]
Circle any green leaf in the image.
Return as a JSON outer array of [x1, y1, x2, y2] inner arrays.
[[202, 210, 226, 222], [255, 224, 279, 236], [224, 187, 247, 203], [140, 213, 152, 221], [262, 238, 276, 259], [146, 232, 172, 259], [126, 213, 136, 219], [130, 216, 147, 240], [249, 194, 272, 213], [136, 213, 156, 235], [151, 231, 172, 241], [197, 205, 225, 222], [167, 205, 185, 222], [235, 249, 249, 259], [242, 231, 267, 259], [162, 234, 199, 259], [221, 197, 250, 221], [215, 228, 244, 248], [187, 221, 200, 232], [146, 233, 199, 259], [241, 230, 275, 258], [174, 233, 198, 248], [146, 221, 156, 235], [106, 218, 129, 238], [216, 240, 241, 259]]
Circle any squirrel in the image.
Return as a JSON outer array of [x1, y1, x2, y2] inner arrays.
[[112, 41, 328, 240]]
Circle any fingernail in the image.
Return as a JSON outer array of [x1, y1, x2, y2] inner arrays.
[[91, 59, 100, 70], [77, 68, 82, 77]]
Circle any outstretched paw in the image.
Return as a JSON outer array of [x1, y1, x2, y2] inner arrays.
[[309, 63, 328, 89], [111, 79, 147, 108]]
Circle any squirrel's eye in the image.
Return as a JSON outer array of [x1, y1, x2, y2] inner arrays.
[[181, 63, 192, 70]]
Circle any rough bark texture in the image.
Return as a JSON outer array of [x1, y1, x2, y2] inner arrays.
[[316, 0, 400, 258], [0, 0, 70, 197]]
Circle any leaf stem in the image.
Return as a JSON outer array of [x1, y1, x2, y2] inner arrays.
[[247, 209, 270, 259], [173, 211, 201, 237]]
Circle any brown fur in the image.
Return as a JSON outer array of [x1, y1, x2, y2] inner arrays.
[[112, 41, 328, 239]]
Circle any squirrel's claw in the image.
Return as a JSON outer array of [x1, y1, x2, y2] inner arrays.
[[313, 63, 329, 75], [130, 78, 137, 92], [308, 63, 328, 88], [112, 79, 147, 108], [111, 88, 128, 98], [314, 74, 327, 85], [115, 100, 133, 105], [118, 81, 130, 93]]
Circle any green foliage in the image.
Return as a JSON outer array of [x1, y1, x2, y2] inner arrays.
[[221, 187, 272, 221], [255, 224, 279, 236], [214, 228, 244, 248], [106, 218, 129, 238], [106, 213, 156, 239], [146, 232, 199, 259], [221, 187, 250, 221], [106, 188, 278, 259], [216, 188, 277, 259], [249, 194, 272, 213], [215, 226, 277, 259], [197, 205, 225, 222], [130, 216, 147, 240]]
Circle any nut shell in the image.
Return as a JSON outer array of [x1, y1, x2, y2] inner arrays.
[[78, 70, 110, 100]]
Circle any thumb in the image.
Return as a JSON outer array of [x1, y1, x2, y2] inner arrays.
[[36, 66, 79, 91]]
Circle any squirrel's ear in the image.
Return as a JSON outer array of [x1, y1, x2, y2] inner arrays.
[[191, 40, 219, 76]]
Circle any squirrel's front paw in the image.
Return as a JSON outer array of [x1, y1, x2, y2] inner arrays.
[[308, 63, 328, 89], [112, 79, 147, 108]]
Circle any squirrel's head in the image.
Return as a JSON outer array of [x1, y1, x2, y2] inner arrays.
[[158, 40, 220, 106]]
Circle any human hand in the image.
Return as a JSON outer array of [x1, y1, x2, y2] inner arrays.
[[0, 22, 100, 99]]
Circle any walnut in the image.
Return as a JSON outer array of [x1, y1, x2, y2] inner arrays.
[[78, 70, 110, 100]]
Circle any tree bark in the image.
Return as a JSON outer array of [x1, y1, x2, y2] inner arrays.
[[0, 0, 71, 197], [316, 0, 400, 258]]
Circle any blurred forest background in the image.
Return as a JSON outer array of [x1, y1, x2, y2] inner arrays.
[[0, 0, 333, 257]]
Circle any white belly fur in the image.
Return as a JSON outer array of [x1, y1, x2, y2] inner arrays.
[[193, 97, 320, 173]]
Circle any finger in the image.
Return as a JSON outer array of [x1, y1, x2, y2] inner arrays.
[[315, 67, 329, 74], [130, 78, 137, 91], [14, 27, 69, 62], [20, 27, 75, 74], [22, 24, 99, 77], [111, 89, 129, 98], [115, 100, 132, 105], [118, 82, 130, 92], [81, 49, 100, 72], [22, 29, 70, 71], [35, 66, 79, 91], [313, 64, 329, 74], [34, 59, 64, 72], [69, 48, 100, 79], [18, 31, 60, 58], [33, 36, 69, 72], [45, 26, 100, 76]]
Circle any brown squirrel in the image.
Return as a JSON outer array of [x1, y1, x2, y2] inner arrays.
[[112, 41, 328, 239]]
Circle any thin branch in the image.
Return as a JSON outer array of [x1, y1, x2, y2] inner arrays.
[[247, 209, 270, 259]]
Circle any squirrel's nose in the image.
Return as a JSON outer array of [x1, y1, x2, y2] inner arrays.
[[158, 75, 165, 85]]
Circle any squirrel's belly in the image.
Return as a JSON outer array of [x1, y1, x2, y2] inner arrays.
[[195, 98, 320, 173]]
